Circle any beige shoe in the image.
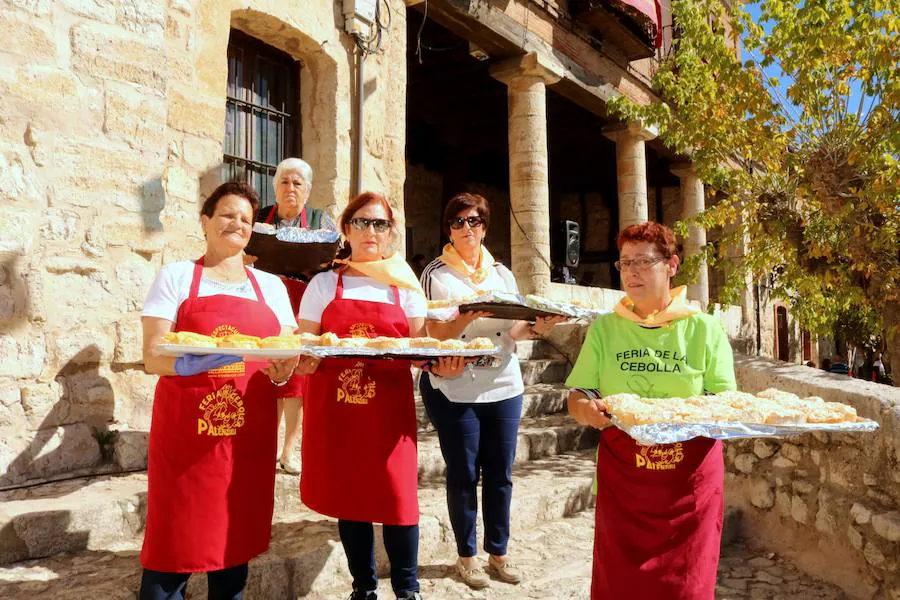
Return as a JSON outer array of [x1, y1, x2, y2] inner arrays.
[[456, 557, 490, 589], [487, 555, 523, 584], [279, 456, 301, 475]]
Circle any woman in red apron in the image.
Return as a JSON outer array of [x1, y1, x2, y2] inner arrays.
[[565, 222, 736, 600], [249, 158, 337, 475], [294, 192, 462, 600], [140, 182, 299, 600]]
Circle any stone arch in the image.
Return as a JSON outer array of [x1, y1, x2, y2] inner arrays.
[[225, 8, 351, 217]]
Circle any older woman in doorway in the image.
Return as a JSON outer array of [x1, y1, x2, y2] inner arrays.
[[419, 192, 566, 589], [565, 221, 736, 600], [140, 181, 298, 600], [252, 158, 337, 475], [294, 192, 463, 600]]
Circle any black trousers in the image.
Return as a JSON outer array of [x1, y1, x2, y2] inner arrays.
[[139, 564, 249, 600], [339, 519, 420, 595]]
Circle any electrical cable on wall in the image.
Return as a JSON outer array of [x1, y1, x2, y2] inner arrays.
[[352, 0, 392, 55]]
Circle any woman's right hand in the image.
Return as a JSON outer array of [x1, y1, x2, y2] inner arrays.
[[295, 355, 322, 376], [567, 391, 611, 429]]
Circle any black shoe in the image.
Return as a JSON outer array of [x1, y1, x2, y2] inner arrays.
[[396, 593, 422, 600], [348, 591, 377, 600]]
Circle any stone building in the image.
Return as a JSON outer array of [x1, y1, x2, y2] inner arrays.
[[0, 0, 785, 486]]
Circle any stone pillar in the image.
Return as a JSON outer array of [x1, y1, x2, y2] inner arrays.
[[603, 122, 658, 231], [491, 53, 562, 296], [671, 162, 709, 307]]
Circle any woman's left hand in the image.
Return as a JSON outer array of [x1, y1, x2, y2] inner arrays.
[[532, 315, 569, 336], [265, 357, 298, 384], [430, 355, 466, 378]]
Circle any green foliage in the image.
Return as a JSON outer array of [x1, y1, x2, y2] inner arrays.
[[609, 0, 900, 348], [92, 427, 119, 463]]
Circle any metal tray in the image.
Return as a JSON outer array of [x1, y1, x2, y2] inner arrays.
[[156, 344, 500, 361], [458, 302, 567, 321], [244, 232, 340, 277]]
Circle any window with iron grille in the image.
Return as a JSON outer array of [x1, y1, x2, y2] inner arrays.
[[223, 29, 301, 209]]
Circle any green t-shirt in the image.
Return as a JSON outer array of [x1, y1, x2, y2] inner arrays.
[[565, 312, 737, 398]]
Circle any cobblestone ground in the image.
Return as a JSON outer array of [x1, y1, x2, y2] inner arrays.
[[313, 511, 847, 600], [0, 511, 847, 599]]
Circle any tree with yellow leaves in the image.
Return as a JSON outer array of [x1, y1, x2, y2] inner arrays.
[[611, 0, 899, 378]]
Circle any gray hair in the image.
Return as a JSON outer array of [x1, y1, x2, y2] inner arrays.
[[273, 157, 313, 191]]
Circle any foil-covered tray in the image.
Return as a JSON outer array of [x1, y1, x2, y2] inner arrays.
[[155, 344, 500, 361], [611, 417, 880, 446], [427, 291, 607, 322], [245, 230, 340, 277]]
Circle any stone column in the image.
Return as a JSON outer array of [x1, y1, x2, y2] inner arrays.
[[491, 53, 562, 296], [671, 162, 709, 307], [603, 121, 658, 231]]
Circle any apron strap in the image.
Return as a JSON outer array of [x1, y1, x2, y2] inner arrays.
[[246, 268, 264, 303], [266, 206, 308, 228], [300, 207, 308, 228], [189, 257, 205, 299], [391, 285, 401, 306], [265, 206, 276, 224], [335, 271, 345, 300]]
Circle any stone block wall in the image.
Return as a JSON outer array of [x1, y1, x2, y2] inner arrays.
[[0, 0, 408, 486], [728, 355, 900, 599]]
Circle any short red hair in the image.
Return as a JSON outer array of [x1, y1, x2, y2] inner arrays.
[[616, 222, 677, 258], [338, 192, 395, 233]]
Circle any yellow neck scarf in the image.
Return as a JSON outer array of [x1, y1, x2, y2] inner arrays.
[[440, 243, 495, 285], [613, 285, 699, 327], [335, 253, 425, 296]]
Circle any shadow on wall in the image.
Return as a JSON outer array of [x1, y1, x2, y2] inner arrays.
[[2, 346, 113, 488], [140, 178, 165, 233], [0, 255, 29, 335]]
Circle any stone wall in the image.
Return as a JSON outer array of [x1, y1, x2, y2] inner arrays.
[[728, 355, 900, 599], [0, 0, 408, 486]]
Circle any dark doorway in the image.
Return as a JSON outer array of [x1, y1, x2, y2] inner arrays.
[[775, 306, 790, 361]]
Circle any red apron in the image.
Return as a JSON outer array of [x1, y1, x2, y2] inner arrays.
[[592, 427, 724, 600], [140, 259, 281, 572], [300, 272, 419, 525], [264, 207, 307, 398]]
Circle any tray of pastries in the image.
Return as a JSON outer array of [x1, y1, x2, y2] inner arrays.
[[156, 331, 501, 361], [428, 291, 607, 322], [245, 223, 341, 278], [601, 388, 878, 445]]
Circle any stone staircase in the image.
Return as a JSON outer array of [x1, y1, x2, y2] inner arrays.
[[0, 341, 604, 599]]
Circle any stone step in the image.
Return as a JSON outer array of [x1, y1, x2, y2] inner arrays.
[[414, 382, 571, 431], [0, 450, 598, 599], [0, 413, 592, 565]]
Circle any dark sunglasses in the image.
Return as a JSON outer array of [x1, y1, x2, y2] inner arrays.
[[448, 216, 485, 230], [347, 217, 392, 233]]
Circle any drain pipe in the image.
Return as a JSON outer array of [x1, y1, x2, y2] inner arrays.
[[353, 45, 365, 196]]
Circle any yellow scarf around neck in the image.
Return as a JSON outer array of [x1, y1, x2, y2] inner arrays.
[[440, 243, 495, 285], [335, 252, 425, 296], [613, 285, 699, 327]]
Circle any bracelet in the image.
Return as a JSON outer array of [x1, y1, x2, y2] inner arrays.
[[270, 376, 290, 387]]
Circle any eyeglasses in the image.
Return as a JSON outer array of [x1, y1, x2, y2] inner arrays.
[[614, 256, 666, 272], [347, 217, 393, 233], [448, 216, 485, 230]]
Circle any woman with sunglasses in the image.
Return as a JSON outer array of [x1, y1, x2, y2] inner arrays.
[[565, 222, 736, 600], [419, 193, 566, 589], [293, 192, 463, 600]]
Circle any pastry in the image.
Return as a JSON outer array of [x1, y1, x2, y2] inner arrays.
[[319, 332, 340, 346], [252, 222, 276, 234], [217, 334, 261, 349], [465, 337, 495, 350], [259, 335, 303, 349], [439, 339, 467, 351], [368, 336, 409, 350], [297, 332, 322, 346], [409, 337, 442, 349], [336, 337, 369, 348], [427, 299, 452, 309], [162, 331, 218, 348]]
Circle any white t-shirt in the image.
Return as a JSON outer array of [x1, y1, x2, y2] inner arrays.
[[299, 270, 427, 324], [420, 258, 525, 403], [142, 261, 297, 328]]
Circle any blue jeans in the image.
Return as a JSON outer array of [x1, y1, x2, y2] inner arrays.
[[339, 519, 420, 595], [420, 375, 523, 557], [139, 564, 248, 600]]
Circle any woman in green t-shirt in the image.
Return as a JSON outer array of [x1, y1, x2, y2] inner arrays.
[[566, 222, 736, 600]]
